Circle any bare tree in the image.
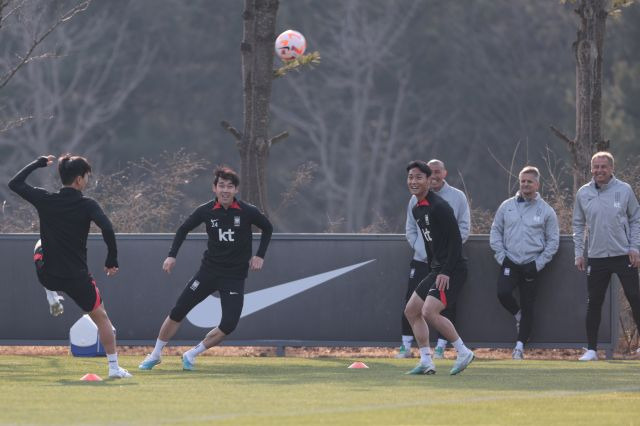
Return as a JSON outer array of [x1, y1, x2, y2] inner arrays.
[[0, 1, 152, 201], [221, 0, 282, 215], [270, 0, 436, 232], [551, 0, 636, 192]]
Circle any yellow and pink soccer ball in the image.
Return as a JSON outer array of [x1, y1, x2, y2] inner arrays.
[[275, 30, 306, 62]]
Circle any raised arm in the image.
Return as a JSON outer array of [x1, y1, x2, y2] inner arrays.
[[8, 156, 54, 205]]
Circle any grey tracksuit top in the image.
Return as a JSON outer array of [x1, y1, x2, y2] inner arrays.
[[572, 176, 640, 259], [490, 192, 559, 271], [406, 181, 470, 262]]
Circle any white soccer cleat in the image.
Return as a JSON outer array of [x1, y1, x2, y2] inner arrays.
[[512, 348, 524, 360], [578, 349, 598, 361], [109, 367, 133, 379], [45, 289, 64, 317]]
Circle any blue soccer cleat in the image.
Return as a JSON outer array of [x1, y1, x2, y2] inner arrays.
[[182, 353, 195, 371], [405, 362, 436, 375], [138, 355, 161, 370]]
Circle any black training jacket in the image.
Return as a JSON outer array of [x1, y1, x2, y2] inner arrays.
[[412, 190, 464, 276], [8, 157, 118, 279], [168, 198, 273, 279]]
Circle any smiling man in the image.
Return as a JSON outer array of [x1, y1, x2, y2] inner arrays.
[[139, 166, 273, 371], [490, 166, 559, 360], [398, 159, 470, 360], [573, 152, 640, 361], [403, 160, 474, 376]]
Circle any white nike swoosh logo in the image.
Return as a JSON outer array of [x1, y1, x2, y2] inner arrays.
[[186, 259, 375, 328]]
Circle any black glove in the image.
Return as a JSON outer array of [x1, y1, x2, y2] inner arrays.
[[523, 261, 538, 282]]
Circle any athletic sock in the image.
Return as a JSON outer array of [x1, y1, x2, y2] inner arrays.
[[515, 341, 524, 351], [419, 347, 433, 365], [185, 342, 207, 361], [451, 338, 470, 355], [107, 353, 119, 370], [150, 339, 168, 359], [402, 335, 414, 348], [436, 338, 448, 349]]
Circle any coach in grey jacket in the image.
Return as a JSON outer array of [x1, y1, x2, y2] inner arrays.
[[398, 159, 470, 359], [573, 151, 640, 361], [490, 166, 559, 360]]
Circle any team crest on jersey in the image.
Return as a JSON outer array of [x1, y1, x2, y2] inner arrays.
[[424, 215, 430, 225], [190, 280, 200, 291], [210, 219, 219, 228], [234, 216, 241, 227]]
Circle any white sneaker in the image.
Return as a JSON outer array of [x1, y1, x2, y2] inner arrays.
[[512, 348, 524, 360], [109, 367, 133, 378], [45, 290, 64, 317], [578, 349, 598, 361]]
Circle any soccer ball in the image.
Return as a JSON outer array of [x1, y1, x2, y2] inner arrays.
[[275, 30, 306, 62]]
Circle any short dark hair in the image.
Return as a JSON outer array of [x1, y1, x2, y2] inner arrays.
[[406, 160, 431, 177], [213, 165, 240, 187], [58, 154, 92, 185]]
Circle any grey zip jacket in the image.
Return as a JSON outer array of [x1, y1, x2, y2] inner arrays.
[[572, 176, 640, 259], [406, 181, 470, 262], [490, 192, 559, 271]]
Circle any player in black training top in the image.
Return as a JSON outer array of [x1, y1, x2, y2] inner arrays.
[[403, 160, 474, 376], [9, 155, 131, 379], [139, 165, 273, 371]]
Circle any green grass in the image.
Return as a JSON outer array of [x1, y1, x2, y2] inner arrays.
[[1, 355, 640, 425]]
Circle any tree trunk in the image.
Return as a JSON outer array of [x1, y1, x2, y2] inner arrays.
[[572, 0, 609, 190], [239, 0, 278, 213]]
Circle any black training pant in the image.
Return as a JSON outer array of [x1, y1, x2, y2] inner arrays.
[[586, 256, 640, 350], [496, 261, 537, 344]]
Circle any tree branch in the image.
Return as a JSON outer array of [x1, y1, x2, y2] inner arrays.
[[549, 125, 574, 146], [268, 130, 288, 146], [273, 51, 321, 79], [0, 0, 91, 90], [221, 120, 242, 141]]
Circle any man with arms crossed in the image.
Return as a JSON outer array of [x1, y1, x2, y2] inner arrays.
[[490, 166, 559, 359], [404, 160, 474, 375], [139, 166, 273, 371], [573, 152, 640, 361], [9, 155, 130, 378], [398, 159, 470, 359]]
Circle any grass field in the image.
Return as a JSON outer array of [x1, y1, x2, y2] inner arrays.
[[1, 355, 640, 425]]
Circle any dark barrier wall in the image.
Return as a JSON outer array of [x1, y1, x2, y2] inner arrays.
[[0, 234, 616, 350]]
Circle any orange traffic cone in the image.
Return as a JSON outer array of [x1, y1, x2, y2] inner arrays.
[[80, 373, 103, 381]]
